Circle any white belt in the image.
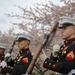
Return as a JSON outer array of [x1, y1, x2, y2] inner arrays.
[[68, 69, 75, 75]]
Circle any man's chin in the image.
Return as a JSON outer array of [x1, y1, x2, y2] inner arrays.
[[62, 37, 67, 40]]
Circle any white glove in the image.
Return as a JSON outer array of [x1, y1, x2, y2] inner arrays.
[[1, 61, 7, 68], [5, 53, 11, 58], [52, 44, 60, 57]]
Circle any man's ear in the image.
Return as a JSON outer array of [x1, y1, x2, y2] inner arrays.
[[73, 28, 75, 33], [71, 27, 75, 34], [25, 40, 30, 45]]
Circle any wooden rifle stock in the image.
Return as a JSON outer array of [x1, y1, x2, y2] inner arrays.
[[27, 22, 59, 74]]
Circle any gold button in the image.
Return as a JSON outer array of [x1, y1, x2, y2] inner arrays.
[[45, 62, 47, 64], [63, 51, 66, 54], [21, 51, 22, 53], [63, 45, 65, 47], [8, 66, 11, 68], [57, 60, 58, 62], [14, 64, 15, 66], [61, 48, 63, 50], [53, 65, 55, 66], [14, 60, 16, 62], [19, 54, 20, 56], [11, 67, 13, 69], [17, 59, 20, 61], [49, 63, 51, 65]]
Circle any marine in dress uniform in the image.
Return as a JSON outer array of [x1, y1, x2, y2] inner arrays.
[[0, 43, 7, 62], [43, 17, 75, 75], [0, 43, 7, 75], [0, 34, 33, 75]]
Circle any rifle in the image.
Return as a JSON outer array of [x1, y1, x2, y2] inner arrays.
[[26, 21, 59, 74], [0, 37, 17, 70], [5, 37, 17, 62]]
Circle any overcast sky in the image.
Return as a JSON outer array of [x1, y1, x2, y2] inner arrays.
[[0, 0, 63, 33]]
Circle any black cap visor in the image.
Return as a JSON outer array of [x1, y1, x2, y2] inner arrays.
[[59, 23, 75, 29], [16, 38, 27, 42], [0, 48, 5, 50], [16, 37, 30, 42]]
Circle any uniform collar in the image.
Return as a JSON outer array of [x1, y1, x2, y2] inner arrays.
[[19, 48, 30, 54], [64, 38, 75, 45], [0, 55, 4, 58]]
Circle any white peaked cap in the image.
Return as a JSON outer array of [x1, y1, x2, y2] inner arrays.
[[59, 16, 75, 28], [60, 16, 75, 25], [0, 43, 7, 49], [16, 34, 33, 41]]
